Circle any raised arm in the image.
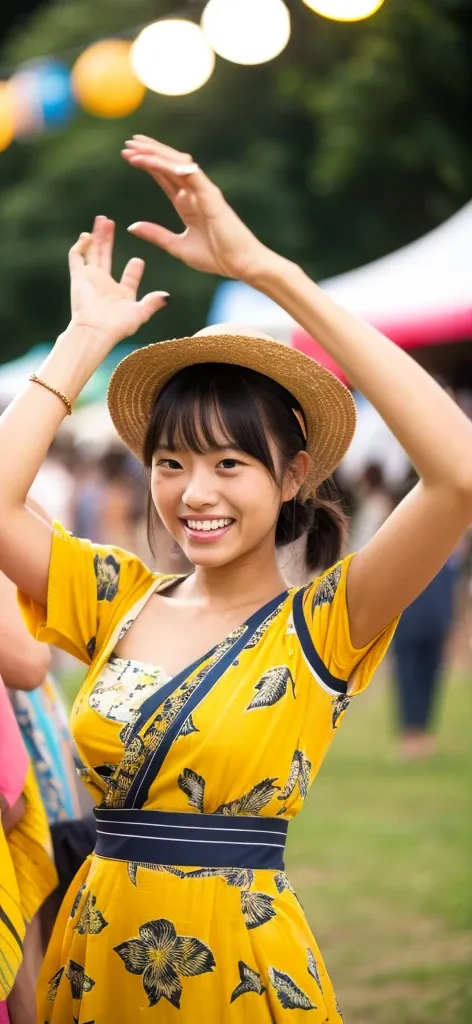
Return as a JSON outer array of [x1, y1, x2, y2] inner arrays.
[[123, 136, 472, 647], [0, 217, 168, 607]]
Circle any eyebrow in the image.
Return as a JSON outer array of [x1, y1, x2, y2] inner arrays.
[[154, 443, 242, 454]]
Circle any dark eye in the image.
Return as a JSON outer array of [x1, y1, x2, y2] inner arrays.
[[156, 458, 182, 470], [218, 458, 241, 469]]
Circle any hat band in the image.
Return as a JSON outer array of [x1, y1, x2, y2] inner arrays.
[[292, 408, 307, 442]]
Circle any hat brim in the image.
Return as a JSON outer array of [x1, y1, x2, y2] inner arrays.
[[107, 334, 356, 492]]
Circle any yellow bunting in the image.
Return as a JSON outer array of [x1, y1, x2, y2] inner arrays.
[[302, 0, 385, 21], [0, 82, 15, 152], [72, 40, 146, 118]]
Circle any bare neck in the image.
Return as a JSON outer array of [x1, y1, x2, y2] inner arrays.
[[178, 539, 287, 612]]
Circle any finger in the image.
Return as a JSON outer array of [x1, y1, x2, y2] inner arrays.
[[128, 136, 193, 164], [86, 215, 107, 266], [124, 152, 208, 196], [119, 257, 145, 297], [125, 151, 199, 178], [121, 151, 179, 200], [98, 217, 115, 274], [68, 232, 91, 275], [137, 291, 171, 325], [127, 221, 183, 257]]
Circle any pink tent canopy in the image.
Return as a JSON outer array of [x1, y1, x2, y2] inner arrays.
[[293, 201, 472, 383]]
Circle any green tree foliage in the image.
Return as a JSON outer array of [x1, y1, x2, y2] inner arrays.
[[0, 0, 470, 361]]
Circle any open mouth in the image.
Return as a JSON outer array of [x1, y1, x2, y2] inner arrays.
[[181, 517, 235, 542]]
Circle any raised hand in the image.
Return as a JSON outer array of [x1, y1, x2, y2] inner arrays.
[[122, 136, 271, 283], [68, 215, 169, 347]]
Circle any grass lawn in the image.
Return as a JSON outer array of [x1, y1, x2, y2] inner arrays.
[[286, 669, 472, 1024], [60, 664, 471, 1022]]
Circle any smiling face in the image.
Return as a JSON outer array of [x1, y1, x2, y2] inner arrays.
[[144, 363, 310, 571], [151, 434, 286, 569]]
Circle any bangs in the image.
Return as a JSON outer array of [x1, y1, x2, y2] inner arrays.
[[143, 364, 276, 475]]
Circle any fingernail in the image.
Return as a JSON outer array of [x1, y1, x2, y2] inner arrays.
[[174, 163, 199, 176], [127, 223, 141, 232], [161, 293, 170, 304]]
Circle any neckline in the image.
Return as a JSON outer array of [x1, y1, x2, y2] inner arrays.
[[108, 654, 173, 681], [114, 581, 291, 683]]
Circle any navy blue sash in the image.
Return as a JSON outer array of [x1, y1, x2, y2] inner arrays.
[[125, 590, 288, 810], [94, 807, 288, 870]]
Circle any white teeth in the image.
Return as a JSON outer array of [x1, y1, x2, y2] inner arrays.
[[186, 518, 232, 532]]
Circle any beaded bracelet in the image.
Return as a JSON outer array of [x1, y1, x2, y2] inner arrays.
[[29, 374, 73, 415]]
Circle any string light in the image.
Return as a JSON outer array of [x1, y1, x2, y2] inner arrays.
[[201, 0, 291, 66], [131, 20, 215, 96], [301, 0, 385, 21]]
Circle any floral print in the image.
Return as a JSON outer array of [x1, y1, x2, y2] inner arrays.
[[268, 967, 315, 1010], [89, 656, 170, 726], [332, 695, 351, 730], [240, 891, 276, 929], [178, 767, 206, 812], [307, 948, 322, 989], [46, 967, 64, 1002], [230, 961, 266, 1003], [277, 750, 312, 816], [246, 666, 296, 710], [216, 778, 281, 815], [65, 960, 95, 1000], [311, 564, 342, 611], [114, 918, 215, 1008], [75, 892, 108, 936], [93, 553, 121, 602]]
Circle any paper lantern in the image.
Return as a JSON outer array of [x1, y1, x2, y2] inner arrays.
[[38, 60, 76, 127], [201, 0, 291, 66], [0, 83, 15, 152], [72, 40, 146, 118], [11, 60, 75, 136], [131, 20, 215, 96], [302, 0, 385, 21]]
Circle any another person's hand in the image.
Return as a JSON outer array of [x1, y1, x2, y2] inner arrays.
[[122, 136, 272, 283], [68, 215, 169, 347]]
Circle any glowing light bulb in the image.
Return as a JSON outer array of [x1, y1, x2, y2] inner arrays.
[[302, 0, 385, 21], [131, 20, 215, 97], [201, 0, 291, 66]]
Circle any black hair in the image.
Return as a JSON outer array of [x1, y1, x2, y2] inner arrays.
[[143, 363, 347, 573]]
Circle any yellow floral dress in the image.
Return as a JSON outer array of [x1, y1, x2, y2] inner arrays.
[[19, 523, 397, 1023]]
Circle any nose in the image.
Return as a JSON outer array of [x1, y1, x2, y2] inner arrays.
[[181, 467, 219, 510]]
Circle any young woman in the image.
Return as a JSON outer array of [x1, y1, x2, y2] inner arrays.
[[0, 138, 471, 1023]]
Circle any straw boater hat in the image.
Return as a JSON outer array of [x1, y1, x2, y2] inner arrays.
[[107, 325, 356, 495]]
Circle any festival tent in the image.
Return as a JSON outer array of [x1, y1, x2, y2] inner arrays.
[[208, 202, 472, 480], [208, 200, 472, 381]]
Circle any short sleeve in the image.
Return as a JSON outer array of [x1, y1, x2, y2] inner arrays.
[[17, 521, 153, 665], [295, 553, 399, 695]]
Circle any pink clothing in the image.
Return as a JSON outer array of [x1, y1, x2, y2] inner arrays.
[[0, 1001, 10, 1023], [0, 678, 28, 808]]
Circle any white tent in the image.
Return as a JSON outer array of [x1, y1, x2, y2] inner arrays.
[[208, 200, 472, 352]]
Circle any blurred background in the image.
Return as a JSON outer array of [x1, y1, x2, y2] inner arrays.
[[0, 1, 471, 1021]]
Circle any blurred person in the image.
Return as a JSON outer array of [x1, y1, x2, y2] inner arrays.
[[72, 450, 103, 542], [95, 444, 138, 549], [29, 436, 75, 529], [0, 143, 471, 1024], [390, 469, 461, 758], [348, 462, 393, 552]]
